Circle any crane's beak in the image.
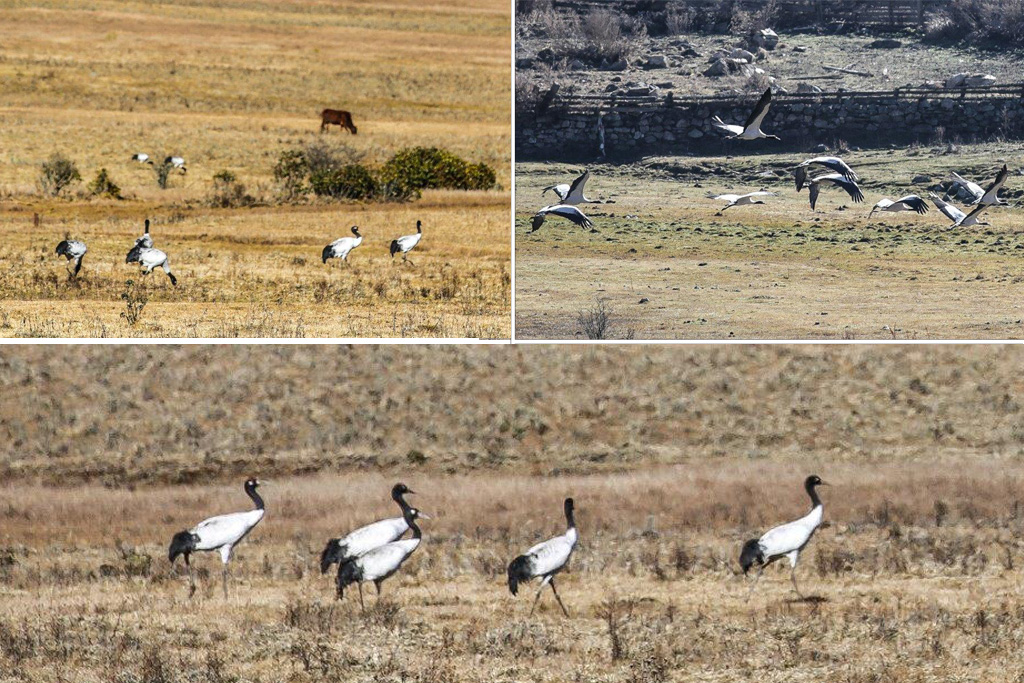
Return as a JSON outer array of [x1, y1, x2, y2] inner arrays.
[[418, 511, 431, 519], [819, 481, 831, 486], [407, 489, 416, 495]]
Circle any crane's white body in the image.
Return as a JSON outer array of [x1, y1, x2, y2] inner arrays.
[[347, 537, 421, 583], [392, 231, 421, 255], [134, 247, 176, 282], [190, 508, 265, 562], [530, 205, 594, 232], [930, 194, 988, 227], [131, 153, 154, 164], [165, 156, 187, 172], [711, 89, 778, 141], [753, 504, 823, 568], [542, 170, 593, 205], [869, 195, 929, 217], [520, 527, 578, 579], [710, 191, 776, 212], [335, 516, 410, 559], [807, 173, 865, 209], [797, 156, 858, 182], [323, 231, 363, 262], [55, 239, 87, 276]]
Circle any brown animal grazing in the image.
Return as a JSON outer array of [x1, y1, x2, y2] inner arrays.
[[320, 109, 358, 134]]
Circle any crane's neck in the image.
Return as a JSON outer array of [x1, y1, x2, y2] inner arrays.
[[565, 506, 576, 530], [416, 221, 422, 234], [805, 482, 822, 509], [247, 486, 265, 511], [393, 491, 412, 514], [407, 516, 422, 540]]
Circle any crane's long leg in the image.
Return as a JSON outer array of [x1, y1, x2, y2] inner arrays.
[[358, 582, 365, 611], [790, 567, 804, 599], [746, 566, 765, 599], [185, 555, 196, 598], [549, 578, 570, 618], [222, 565, 229, 599], [528, 580, 546, 617]]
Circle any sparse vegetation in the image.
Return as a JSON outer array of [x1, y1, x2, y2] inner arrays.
[[577, 298, 612, 339], [87, 168, 122, 199], [208, 170, 257, 208], [118, 279, 148, 326], [38, 153, 81, 197], [929, 0, 1024, 46]]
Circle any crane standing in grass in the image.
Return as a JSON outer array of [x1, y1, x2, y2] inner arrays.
[[320, 483, 420, 574], [389, 220, 423, 265], [168, 478, 266, 598], [55, 238, 87, 278], [336, 506, 427, 608], [740, 475, 828, 599], [507, 498, 578, 617]]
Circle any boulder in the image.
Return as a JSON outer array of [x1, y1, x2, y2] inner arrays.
[[568, 59, 586, 70], [797, 82, 823, 94], [703, 59, 730, 77], [913, 174, 932, 183], [603, 59, 628, 71], [642, 55, 670, 69], [688, 129, 704, 138], [753, 28, 779, 50], [965, 73, 997, 87], [866, 38, 902, 48], [730, 48, 755, 63]]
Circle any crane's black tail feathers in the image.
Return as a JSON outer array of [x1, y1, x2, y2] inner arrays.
[[320, 539, 345, 574], [336, 559, 362, 598], [507, 555, 532, 596], [739, 539, 763, 575], [322, 245, 333, 264], [389, 240, 400, 257], [169, 531, 197, 563]]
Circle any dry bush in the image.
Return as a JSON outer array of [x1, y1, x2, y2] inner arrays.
[[577, 299, 612, 339], [930, 0, 1024, 46], [37, 153, 81, 197], [730, 0, 779, 36]]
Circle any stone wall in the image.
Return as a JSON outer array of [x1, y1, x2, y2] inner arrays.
[[516, 91, 1024, 160]]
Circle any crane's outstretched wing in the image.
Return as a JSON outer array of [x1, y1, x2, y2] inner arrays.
[[894, 195, 929, 214], [981, 164, 1008, 204], [563, 170, 590, 204], [930, 193, 966, 223], [742, 88, 772, 133]]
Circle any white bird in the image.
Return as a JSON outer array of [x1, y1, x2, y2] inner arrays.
[[739, 475, 828, 599], [335, 505, 426, 608], [164, 156, 187, 173], [530, 205, 594, 233], [978, 164, 1009, 206], [319, 483, 420, 574], [805, 173, 865, 209], [322, 226, 363, 264], [389, 220, 422, 265], [708, 190, 776, 215], [507, 498, 578, 617], [168, 478, 266, 598], [946, 171, 984, 203], [127, 244, 178, 286], [795, 157, 858, 187], [542, 170, 595, 205], [131, 153, 154, 165], [711, 89, 780, 141], [930, 193, 989, 227], [869, 194, 929, 217], [55, 238, 87, 277]]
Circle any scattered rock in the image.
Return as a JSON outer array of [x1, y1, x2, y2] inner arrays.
[[703, 59, 729, 77], [603, 59, 628, 72], [813, 143, 829, 153], [755, 47, 769, 61], [515, 57, 534, 69], [867, 38, 902, 48], [568, 59, 586, 71], [797, 82, 823, 94], [792, 45, 808, 53], [638, 297, 650, 304], [643, 55, 670, 69], [753, 28, 779, 50], [729, 48, 755, 63], [913, 174, 932, 183], [688, 129, 704, 138], [965, 73, 997, 87]]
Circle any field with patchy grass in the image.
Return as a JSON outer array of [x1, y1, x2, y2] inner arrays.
[[516, 141, 1024, 339], [6, 345, 1024, 681], [0, 0, 510, 338]]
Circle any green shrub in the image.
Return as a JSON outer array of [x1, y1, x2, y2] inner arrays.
[[309, 164, 377, 200], [155, 161, 173, 189], [208, 170, 256, 208], [39, 153, 81, 197], [273, 149, 307, 199], [380, 147, 497, 193], [88, 168, 122, 199]]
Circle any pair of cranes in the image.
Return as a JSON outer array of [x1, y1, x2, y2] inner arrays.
[[131, 154, 187, 173], [56, 219, 177, 284], [166, 475, 828, 614], [321, 220, 424, 266]]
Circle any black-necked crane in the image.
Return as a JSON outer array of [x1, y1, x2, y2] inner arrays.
[[530, 205, 594, 233], [978, 164, 1009, 206], [55, 238, 87, 278], [389, 220, 422, 265], [795, 157, 858, 188], [708, 190, 776, 215], [946, 171, 984, 204], [507, 498, 578, 617], [542, 170, 595, 205], [869, 195, 929, 217], [802, 173, 865, 210], [126, 243, 178, 286], [131, 218, 153, 252], [320, 483, 419, 574], [165, 156, 187, 174], [711, 88, 780, 141], [131, 153, 154, 165], [740, 475, 828, 599], [322, 226, 363, 265], [335, 506, 427, 608], [930, 193, 989, 227], [168, 478, 266, 598]]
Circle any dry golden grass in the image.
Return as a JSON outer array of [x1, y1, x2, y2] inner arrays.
[[5, 345, 1024, 680], [516, 142, 1024, 340], [0, 0, 511, 338]]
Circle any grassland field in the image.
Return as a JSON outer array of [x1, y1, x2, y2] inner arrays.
[[6, 346, 1024, 681], [516, 141, 1024, 340], [0, 0, 511, 338]]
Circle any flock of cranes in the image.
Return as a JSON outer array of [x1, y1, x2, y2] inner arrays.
[[528, 88, 1013, 232], [53, 218, 425, 283], [166, 476, 827, 614]]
